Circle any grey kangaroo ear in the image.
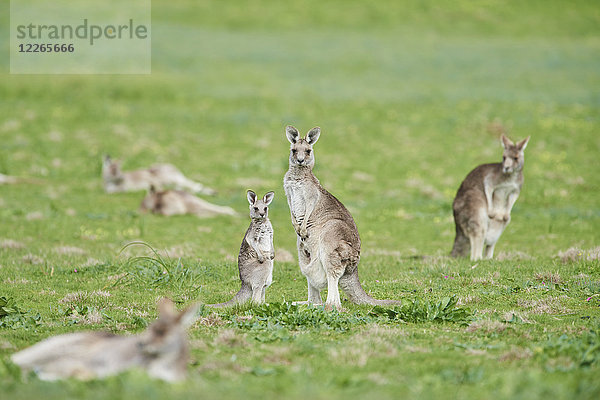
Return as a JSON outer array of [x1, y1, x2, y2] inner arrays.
[[501, 134, 514, 149], [306, 127, 321, 145], [517, 136, 530, 151], [286, 126, 300, 144], [157, 298, 176, 318], [247, 190, 257, 205], [263, 191, 274, 205], [176, 303, 200, 329]]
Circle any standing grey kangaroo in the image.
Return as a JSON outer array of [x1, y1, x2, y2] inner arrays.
[[210, 190, 275, 307], [451, 134, 530, 261], [102, 155, 215, 195], [11, 298, 199, 382], [283, 126, 401, 310]]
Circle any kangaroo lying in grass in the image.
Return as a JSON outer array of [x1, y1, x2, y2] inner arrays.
[[283, 126, 401, 310], [11, 298, 199, 382], [102, 155, 215, 195], [140, 186, 236, 217], [210, 190, 275, 307], [452, 134, 530, 261]]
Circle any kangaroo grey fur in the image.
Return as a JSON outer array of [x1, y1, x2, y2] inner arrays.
[[140, 186, 236, 217], [210, 190, 275, 307], [452, 134, 530, 261], [11, 298, 199, 382], [283, 126, 401, 310], [102, 155, 215, 195]]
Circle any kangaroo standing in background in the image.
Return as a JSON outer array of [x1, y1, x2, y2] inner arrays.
[[210, 190, 275, 307], [283, 126, 401, 310], [140, 186, 236, 217], [102, 155, 215, 195], [452, 134, 530, 261], [11, 298, 199, 382]]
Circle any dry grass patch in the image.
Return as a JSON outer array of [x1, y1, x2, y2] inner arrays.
[[471, 273, 500, 286], [458, 295, 479, 306], [275, 248, 295, 262], [405, 345, 432, 353], [498, 347, 533, 362], [534, 271, 563, 285], [262, 346, 293, 366], [197, 313, 226, 327], [517, 296, 571, 315], [0, 239, 25, 249], [467, 320, 507, 334], [21, 254, 44, 265], [213, 329, 247, 347], [405, 177, 444, 200], [77, 310, 104, 325], [157, 244, 193, 259], [59, 290, 111, 304], [329, 325, 402, 367], [557, 246, 600, 263], [25, 211, 44, 221], [53, 246, 87, 255], [3, 277, 30, 284]]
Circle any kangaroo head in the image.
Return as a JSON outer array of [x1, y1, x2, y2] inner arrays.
[[247, 190, 274, 219], [141, 298, 199, 359], [102, 155, 122, 181], [501, 135, 530, 174], [140, 185, 159, 213], [286, 126, 320, 168]]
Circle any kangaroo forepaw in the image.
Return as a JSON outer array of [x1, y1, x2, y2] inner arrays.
[[299, 228, 308, 240]]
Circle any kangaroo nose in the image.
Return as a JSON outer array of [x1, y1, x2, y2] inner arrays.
[[297, 159, 304, 164]]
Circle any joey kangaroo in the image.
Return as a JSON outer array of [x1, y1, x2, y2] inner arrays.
[[210, 190, 275, 307], [451, 134, 530, 261], [11, 298, 199, 382], [140, 186, 236, 217], [102, 155, 215, 195], [283, 126, 401, 310]]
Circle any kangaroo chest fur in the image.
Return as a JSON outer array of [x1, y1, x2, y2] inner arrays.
[[284, 177, 314, 225], [483, 175, 521, 246], [246, 221, 273, 254], [490, 181, 520, 214]]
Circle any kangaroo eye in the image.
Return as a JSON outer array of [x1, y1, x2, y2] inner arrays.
[[263, 207, 267, 211], [306, 150, 311, 155], [254, 207, 258, 211], [513, 157, 518, 162], [502, 156, 506, 161], [291, 149, 297, 154]]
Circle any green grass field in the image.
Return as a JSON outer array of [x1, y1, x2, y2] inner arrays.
[[1, 1, 599, 399]]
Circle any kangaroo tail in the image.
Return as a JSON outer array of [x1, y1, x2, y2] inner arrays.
[[339, 272, 402, 306], [191, 199, 238, 217], [208, 284, 251, 308], [451, 223, 469, 258]]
